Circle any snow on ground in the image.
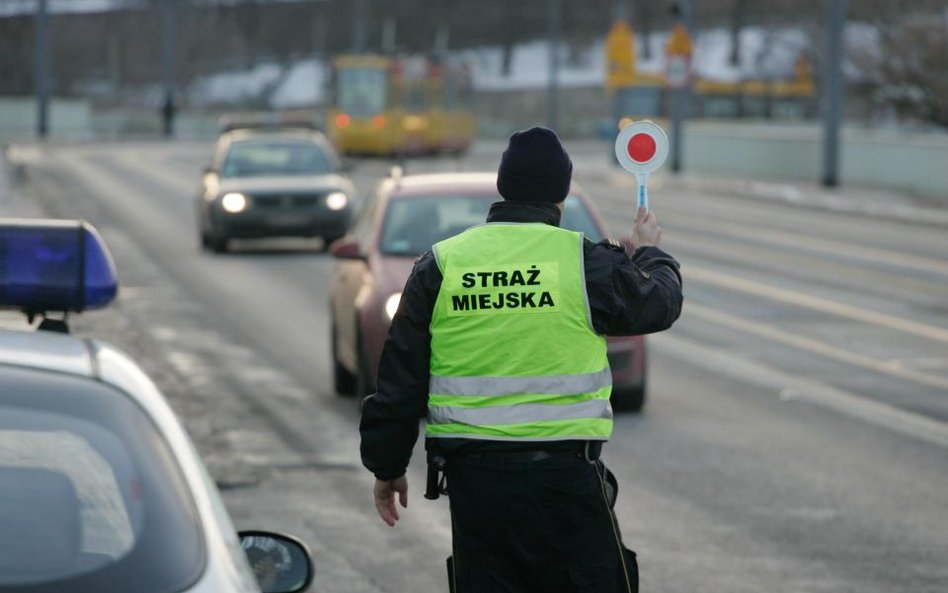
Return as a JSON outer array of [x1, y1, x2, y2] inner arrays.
[[0, 0, 122, 17], [270, 60, 328, 109], [187, 63, 285, 106], [185, 23, 828, 108]]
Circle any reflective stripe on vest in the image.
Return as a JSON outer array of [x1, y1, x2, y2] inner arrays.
[[428, 223, 612, 442], [428, 398, 613, 427], [429, 368, 612, 397]]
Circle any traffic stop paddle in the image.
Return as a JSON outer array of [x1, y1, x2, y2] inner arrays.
[[613, 121, 669, 211]]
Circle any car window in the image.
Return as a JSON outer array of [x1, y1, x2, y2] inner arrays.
[[220, 139, 331, 177], [560, 195, 604, 242], [378, 194, 603, 256], [0, 366, 204, 593], [380, 194, 493, 256]]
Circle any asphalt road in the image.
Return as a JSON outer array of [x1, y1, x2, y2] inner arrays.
[[10, 140, 948, 593]]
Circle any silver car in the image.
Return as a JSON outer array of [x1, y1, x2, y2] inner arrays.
[[197, 124, 356, 253], [0, 218, 313, 592]]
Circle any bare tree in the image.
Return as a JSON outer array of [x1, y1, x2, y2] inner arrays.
[[852, 0, 948, 127], [633, 0, 653, 59], [730, 0, 746, 66]]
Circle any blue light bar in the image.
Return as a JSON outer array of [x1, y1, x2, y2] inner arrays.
[[0, 218, 118, 314]]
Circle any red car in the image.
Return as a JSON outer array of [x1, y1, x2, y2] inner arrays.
[[328, 171, 648, 411]]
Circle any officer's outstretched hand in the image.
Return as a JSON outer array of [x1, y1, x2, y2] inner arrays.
[[374, 476, 409, 527], [631, 206, 662, 249]]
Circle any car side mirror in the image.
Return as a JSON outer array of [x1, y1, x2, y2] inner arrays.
[[239, 531, 313, 593], [329, 237, 366, 260]]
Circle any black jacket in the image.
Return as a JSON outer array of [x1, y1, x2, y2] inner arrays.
[[360, 200, 683, 480]]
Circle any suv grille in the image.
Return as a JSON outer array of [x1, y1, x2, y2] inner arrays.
[[251, 193, 321, 210]]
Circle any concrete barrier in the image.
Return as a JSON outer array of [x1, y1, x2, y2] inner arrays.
[[0, 99, 222, 141], [684, 122, 948, 198], [0, 98, 93, 141], [3, 94, 944, 198], [91, 108, 223, 140]]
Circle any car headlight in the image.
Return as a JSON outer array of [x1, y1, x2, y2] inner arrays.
[[221, 192, 248, 213], [325, 191, 348, 211], [384, 293, 402, 321]]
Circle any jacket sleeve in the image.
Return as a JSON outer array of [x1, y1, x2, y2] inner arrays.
[[584, 241, 683, 336], [359, 251, 440, 481]]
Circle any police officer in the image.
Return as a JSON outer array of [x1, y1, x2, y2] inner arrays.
[[360, 127, 683, 592]]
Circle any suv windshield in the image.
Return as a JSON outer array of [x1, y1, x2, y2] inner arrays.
[[221, 139, 331, 178], [0, 366, 204, 593], [380, 194, 603, 256]]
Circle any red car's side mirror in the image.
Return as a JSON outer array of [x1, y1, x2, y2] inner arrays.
[[329, 238, 366, 260]]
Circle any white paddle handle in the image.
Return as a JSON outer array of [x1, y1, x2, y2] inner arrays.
[[635, 173, 649, 211]]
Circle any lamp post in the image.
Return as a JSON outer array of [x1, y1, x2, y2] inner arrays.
[[822, 0, 848, 187], [547, 0, 562, 130], [353, 0, 368, 53], [666, 1, 694, 174], [35, 0, 49, 138]]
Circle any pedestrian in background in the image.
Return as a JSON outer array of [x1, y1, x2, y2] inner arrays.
[[161, 92, 176, 138], [360, 127, 683, 592]]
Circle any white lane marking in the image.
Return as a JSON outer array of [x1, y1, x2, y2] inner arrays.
[[594, 183, 948, 278], [664, 212, 948, 278], [887, 357, 948, 371], [113, 150, 196, 194], [667, 234, 948, 305], [685, 302, 948, 392], [652, 332, 948, 450], [685, 265, 948, 345]]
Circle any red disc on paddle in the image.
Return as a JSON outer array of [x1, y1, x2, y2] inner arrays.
[[627, 133, 657, 163], [615, 121, 669, 175]]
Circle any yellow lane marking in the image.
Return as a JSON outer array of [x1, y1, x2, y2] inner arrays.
[[685, 265, 948, 345], [685, 302, 948, 392]]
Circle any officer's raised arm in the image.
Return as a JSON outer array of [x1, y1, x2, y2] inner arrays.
[[584, 205, 682, 338]]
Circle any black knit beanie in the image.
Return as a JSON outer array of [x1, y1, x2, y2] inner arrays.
[[496, 127, 573, 203]]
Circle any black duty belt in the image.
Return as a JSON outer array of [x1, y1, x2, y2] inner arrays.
[[478, 449, 581, 463], [426, 443, 603, 499], [453, 442, 602, 465]]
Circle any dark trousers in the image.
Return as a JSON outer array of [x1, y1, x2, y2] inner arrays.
[[445, 451, 638, 593]]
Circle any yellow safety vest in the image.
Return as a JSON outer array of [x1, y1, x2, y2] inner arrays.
[[428, 223, 612, 441]]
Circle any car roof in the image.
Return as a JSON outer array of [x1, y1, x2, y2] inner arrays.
[[0, 326, 246, 588], [220, 128, 328, 144], [0, 329, 95, 377], [212, 126, 341, 170], [389, 172, 496, 193], [374, 172, 606, 239], [0, 328, 178, 422], [382, 171, 590, 201], [0, 327, 214, 482]]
